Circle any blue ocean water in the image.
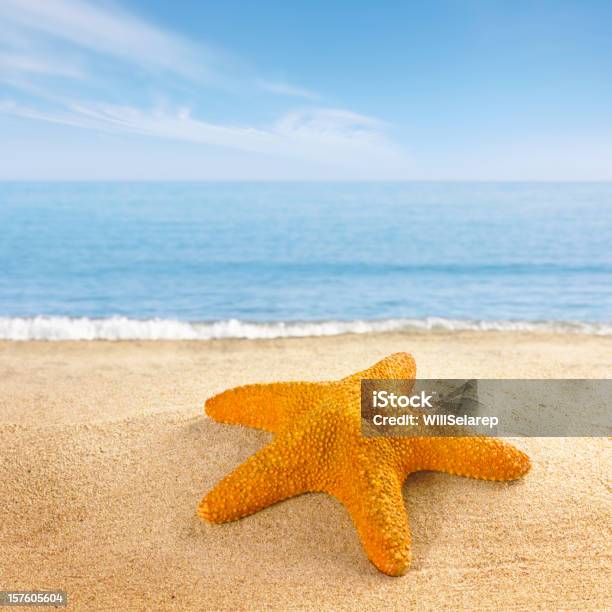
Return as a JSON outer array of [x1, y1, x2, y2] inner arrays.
[[0, 182, 611, 339]]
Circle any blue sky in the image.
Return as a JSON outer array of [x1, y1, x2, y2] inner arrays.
[[0, 0, 611, 180]]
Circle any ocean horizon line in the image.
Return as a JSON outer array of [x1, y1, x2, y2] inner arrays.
[[2, 179, 612, 184], [1, 315, 611, 341]]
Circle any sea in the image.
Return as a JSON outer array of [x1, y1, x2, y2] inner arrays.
[[0, 182, 611, 340]]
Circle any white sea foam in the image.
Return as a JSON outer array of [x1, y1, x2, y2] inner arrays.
[[0, 315, 611, 340]]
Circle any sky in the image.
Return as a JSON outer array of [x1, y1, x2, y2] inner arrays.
[[0, 0, 611, 180]]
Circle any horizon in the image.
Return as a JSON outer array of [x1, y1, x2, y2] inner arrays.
[[2, 179, 612, 184], [1, 0, 611, 181]]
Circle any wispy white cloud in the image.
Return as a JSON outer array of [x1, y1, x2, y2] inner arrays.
[[275, 108, 387, 137], [0, 100, 407, 171], [257, 80, 320, 100], [0, 0, 317, 94], [0, 51, 83, 78], [0, 0, 207, 78], [0, 0, 410, 176]]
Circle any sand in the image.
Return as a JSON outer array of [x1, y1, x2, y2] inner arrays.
[[1, 331, 610, 610]]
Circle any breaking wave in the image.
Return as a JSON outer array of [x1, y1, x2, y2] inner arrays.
[[1, 316, 611, 340]]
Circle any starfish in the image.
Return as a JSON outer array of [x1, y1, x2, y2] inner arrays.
[[198, 353, 530, 576]]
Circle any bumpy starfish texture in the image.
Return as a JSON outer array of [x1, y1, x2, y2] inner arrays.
[[198, 353, 530, 576]]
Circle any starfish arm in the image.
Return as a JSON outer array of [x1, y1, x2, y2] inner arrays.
[[198, 437, 310, 523], [343, 352, 416, 382], [332, 467, 411, 576], [405, 437, 531, 481], [205, 381, 320, 432]]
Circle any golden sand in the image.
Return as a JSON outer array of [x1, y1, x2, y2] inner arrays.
[[1, 331, 611, 609]]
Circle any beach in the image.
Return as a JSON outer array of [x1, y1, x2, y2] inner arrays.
[[1, 330, 611, 610]]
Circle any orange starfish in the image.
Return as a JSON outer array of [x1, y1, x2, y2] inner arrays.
[[198, 353, 530, 576]]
